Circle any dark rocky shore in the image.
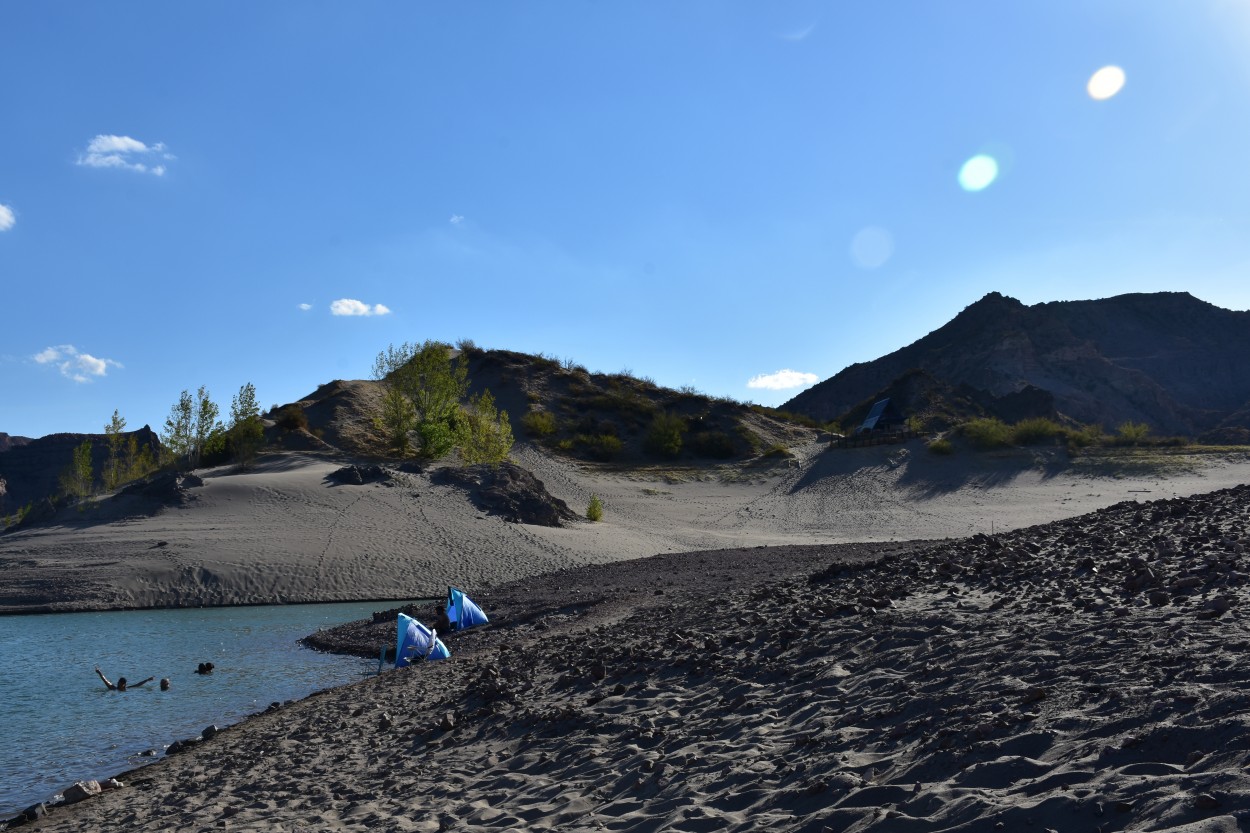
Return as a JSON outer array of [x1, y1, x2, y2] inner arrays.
[[22, 484, 1250, 832]]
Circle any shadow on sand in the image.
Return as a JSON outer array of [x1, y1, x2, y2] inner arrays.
[[790, 440, 1072, 499]]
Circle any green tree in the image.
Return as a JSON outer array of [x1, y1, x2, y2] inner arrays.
[[373, 340, 470, 459], [192, 385, 223, 466], [103, 410, 127, 491], [162, 390, 194, 463], [163, 387, 224, 467], [229, 382, 264, 468], [460, 389, 514, 465], [124, 435, 157, 482], [60, 439, 94, 503], [374, 385, 418, 455]]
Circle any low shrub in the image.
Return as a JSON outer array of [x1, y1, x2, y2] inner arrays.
[[275, 404, 308, 431], [960, 418, 1011, 449], [586, 494, 604, 522], [927, 437, 954, 455], [588, 393, 656, 422], [738, 425, 763, 454], [1066, 423, 1105, 448], [749, 405, 823, 429], [577, 433, 623, 461], [762, 444, 792, 459], [521, 410, 557, 437], [1114, 421, 1152, 445], [644, 412, 686, 458], [687, 430, 738, 459], [1010, 417, 1065, 446], [676, 384, 705, 399]]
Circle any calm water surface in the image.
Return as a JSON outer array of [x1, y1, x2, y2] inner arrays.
[[0, 601, 412, 818]]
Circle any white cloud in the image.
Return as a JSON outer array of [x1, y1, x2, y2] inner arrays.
[[33, 347, 64, 364], [0, 203, 14, 231], [747, 369, 819, 390], [298, 303, 312, 311], [33, 344, 122, 383], [76, 134, 172, 176], [450, 214, 465, 225], [330, 298, 391, 316], [88, 135, 150, 154]]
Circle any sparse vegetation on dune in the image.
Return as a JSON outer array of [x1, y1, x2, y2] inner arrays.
[[944, 415, 1201, 456], [520, 410, 557, 437], [457, 348, 815, 467]]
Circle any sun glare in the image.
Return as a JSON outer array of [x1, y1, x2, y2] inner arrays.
[[1087, 65, 1126, 100], [958, 155, 999, 192], [850, 226, 894, 269]]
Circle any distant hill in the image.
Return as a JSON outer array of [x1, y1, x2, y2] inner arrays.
[[0, 433, 31, 453], [0, 427, 161, 515], [783, 291, 1250, 438]]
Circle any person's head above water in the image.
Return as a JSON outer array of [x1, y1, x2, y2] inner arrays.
[[160, 678, 170, 691], [117, 677, 128, 691]]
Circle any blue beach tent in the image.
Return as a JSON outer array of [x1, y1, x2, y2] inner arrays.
[[395, 612, 450, 668], [446, 586, 489, 630]]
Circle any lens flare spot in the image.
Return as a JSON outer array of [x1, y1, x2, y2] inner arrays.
[[958, 155, 999, 192], [850, 226, 894, 270], [1087, 65, 1126, 100]]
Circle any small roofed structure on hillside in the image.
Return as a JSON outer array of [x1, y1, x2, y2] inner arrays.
[[858, 398, 906, 434]]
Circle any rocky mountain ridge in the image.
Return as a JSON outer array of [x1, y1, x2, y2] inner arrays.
[[783, 291, 1250, 438]]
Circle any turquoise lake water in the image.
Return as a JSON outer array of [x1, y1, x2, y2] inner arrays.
[[0, 601, 414, 818]]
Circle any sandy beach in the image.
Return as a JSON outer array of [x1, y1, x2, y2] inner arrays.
[[6, 440, 1250, 831]]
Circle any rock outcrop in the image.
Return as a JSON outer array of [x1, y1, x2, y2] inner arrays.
[[0, 433, 32, 454]]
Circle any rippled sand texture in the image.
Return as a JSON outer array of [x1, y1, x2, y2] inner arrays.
[[28, 483, 1250, 832]]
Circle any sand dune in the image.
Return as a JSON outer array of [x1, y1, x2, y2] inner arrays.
[[3, 440, 1247, 615]]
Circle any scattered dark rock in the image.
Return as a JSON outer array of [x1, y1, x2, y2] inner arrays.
[[327, 464, 394, 486], [119, 472, 202, 507], [165, 738, 199, 756], [14, 802, 47, 824], [432, 462, 577, 527]]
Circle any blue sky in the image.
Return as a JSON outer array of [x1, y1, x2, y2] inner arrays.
[[2, 2, 1249, 439]]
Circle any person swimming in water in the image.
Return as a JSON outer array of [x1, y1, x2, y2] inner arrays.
[[95, 667, 153, 691]]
